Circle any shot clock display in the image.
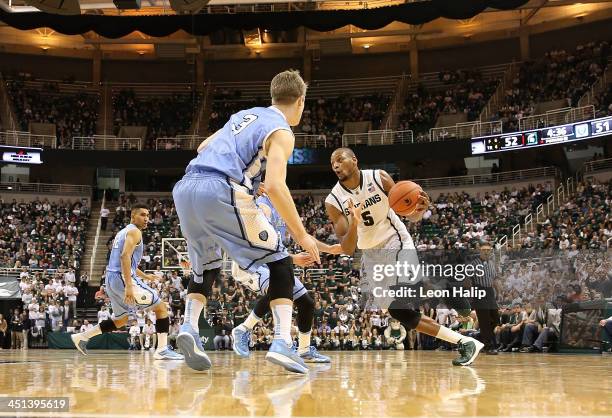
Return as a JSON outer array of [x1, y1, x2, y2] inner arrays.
[[471, 115, 612, 155]]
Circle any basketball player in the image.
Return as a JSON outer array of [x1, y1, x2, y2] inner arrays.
[[71, 205, 184, 360], [172, 70, 319, 374], [231, 183, 338, 363], [325, 148, 483, 366]]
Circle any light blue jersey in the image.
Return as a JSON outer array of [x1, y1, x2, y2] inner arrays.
[[105, 224, 159, 319], [107, 224, 144, 275], [174, 105, 292, 279], [186, 106, 292, 192], [256, 195, 287, 243]]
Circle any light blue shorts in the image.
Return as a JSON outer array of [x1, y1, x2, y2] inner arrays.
[[172, 173, 288, 282]]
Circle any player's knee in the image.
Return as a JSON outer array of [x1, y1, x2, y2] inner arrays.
[[266, 256, 294, 300], [388, 305, 421, 330], [188, 267, 220, 298], [100, 318, 119, 333], [396, 343, 405, 350]]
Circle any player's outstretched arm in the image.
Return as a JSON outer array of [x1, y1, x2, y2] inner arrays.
[[379, 170, 430, 223], [325, 202, 359, 256], [121, 229, 140, 305], [265, 130, 320, 264]]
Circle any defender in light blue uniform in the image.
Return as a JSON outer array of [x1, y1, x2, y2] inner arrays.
[[231, 194, 331, 363], [105, 224, 159, 318], [173, 72, 315, 374], [174, 106, 292, 276], [71, 206, 183, 361]]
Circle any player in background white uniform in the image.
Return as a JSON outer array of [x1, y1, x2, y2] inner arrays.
[[324, 148, 483, 366]]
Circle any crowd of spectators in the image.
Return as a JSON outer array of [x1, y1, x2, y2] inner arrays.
[[113, 89, 199, 150], [0, 198, 90, 270], [207, 88, 391, 148], [6, 78, 99, 148], [0, 267, 90, 349], [594, 82, 612, 118], [397, 69, 499, 139], [493, 41, 610, 131]]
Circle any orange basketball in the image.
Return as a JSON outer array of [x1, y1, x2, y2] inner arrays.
[[388, 181, 423, 216]]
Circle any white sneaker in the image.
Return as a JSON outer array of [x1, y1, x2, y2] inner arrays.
[[71, 334, 89, 356]]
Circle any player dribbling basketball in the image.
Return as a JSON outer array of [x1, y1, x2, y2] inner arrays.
[[325, 148, 483, 366]]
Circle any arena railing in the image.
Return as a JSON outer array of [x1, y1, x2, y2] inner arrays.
[[518, 105, 595, 132], [499, 175, 576, 250], [0, 267, 61, 277], [155, 135, 205, 150], [412, 166, 559, 189], [72, 136, 142, 151], [89, 190, 106, 281], [582, 157, 612, 174], [0, 131, 57, 149], [429, 120, 502, 142], [0, 181, 91, 195], [342, 129, 414, 146], [294, 133, 334, 148]]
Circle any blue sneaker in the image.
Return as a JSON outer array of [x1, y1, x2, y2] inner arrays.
[[231, 325, 251, 358], [265, 339, 309, 374], [299, 346, 331, 363], [177, 323, 212, 371], [154, 345, 185, 360]]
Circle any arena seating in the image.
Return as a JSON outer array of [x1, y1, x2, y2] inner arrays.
[[112, 88, 200, 150], [0, 198, 90, 270], [5, 77, 99, 148], [493, 41, 611, 131], [396, 68, 500, 138]]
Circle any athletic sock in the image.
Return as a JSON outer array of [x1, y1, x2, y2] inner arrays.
[[271, 304, 293, 345], [298, 331, 312, 355], [157, 333, 168, 350], [184, 296, 204, 331], [435, 325, 464, 344], [242, 312, 260, 331], [80, 325, 102, 340]]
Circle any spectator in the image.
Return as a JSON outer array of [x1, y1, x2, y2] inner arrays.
[[100, 207, 110, 231], [142, 318, 157, 351], [0, 314, 7, 349], [384, 318, 407, 350]]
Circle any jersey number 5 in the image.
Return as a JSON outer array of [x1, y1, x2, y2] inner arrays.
[[361, 210, 374, 226], [232, 114, 258, 135]]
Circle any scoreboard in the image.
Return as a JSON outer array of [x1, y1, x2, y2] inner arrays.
[[0, 145, 43, 164], [471, 115, 612, 155]]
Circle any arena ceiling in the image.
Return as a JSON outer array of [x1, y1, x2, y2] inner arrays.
[[0, 0, 610, 60]]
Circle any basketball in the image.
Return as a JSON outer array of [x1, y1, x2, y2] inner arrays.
[[388, 181, 423, 216]]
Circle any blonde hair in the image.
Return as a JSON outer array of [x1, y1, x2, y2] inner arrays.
[[270, 69, 307, 105]]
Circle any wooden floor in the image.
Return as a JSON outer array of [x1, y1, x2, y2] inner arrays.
[[0, 349, 610, 417]]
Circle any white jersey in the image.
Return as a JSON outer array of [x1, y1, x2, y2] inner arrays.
[[325, 170, 412, 250]]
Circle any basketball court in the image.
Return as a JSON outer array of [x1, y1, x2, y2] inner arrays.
[[0, 350, 610, 417]]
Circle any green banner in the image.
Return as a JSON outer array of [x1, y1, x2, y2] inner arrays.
[[48, 330, 216, 351]]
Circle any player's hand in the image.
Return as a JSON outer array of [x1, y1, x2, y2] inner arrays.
[[296, 233, 321, 265], [124, 284, 136, 306], [146, 274, 158, 282], [292, 252, 316, 267], [405, 191, 430, 220], [257, 183, 266, 197], [347, 199, 363, 224], [601, 319, 608, 327]]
